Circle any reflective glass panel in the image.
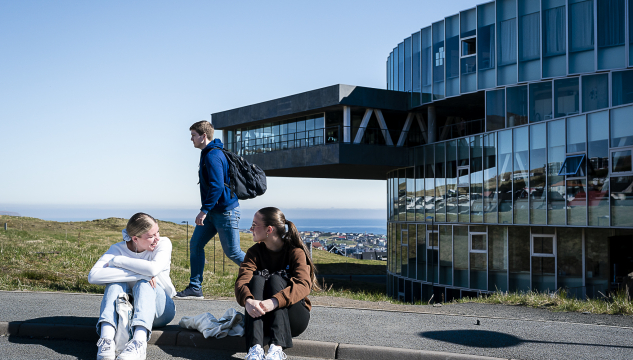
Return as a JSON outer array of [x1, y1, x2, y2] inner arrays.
[[554, 78, 579, 118], [409, 224, 416, 279], [585, 228, 609, 298], [587, 111, 610, 226], [582, 74, 609, 112], [454, 226, 469, 288], [509, 226, 530, 292], [513, 127, 529, 224], [446, 141, 458, 222], [471, 136, 484, 223], [567, 115, 586, 153], [548, 120, 566, 224], [486, 90, 505, 131], [498, 130, 513, 224], [529, 81, 553, 122], [612, 70, 633, 106], [439, 226, 452, 285], [611, 176, 633, 226], [417, 224, 426, 281], [435, 143, 446, 222], [611, 105, 633, 147], [530, 124, 547, 224], [483, 133, 498, 223], [507, 86, 528, 127], [488, 226, 508, 292]]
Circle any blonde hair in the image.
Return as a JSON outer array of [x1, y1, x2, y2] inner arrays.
[[126, 213, 157, 238], [257, 207, 321, 291], [190, 120, 214, 141]]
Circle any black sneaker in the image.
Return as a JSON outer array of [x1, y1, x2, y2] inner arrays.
[[175, 285, 204, 299]]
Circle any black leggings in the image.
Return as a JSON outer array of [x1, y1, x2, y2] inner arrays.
[[244, 274, 310, 349]]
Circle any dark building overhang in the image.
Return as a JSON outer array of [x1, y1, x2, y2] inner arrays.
[[242, 143, 410, 180], [211, 84, 410, 129]]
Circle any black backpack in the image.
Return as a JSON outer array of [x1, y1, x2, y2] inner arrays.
[[200, 148, 267, 200]]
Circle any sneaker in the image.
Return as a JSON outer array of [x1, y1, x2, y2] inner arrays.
[[265, 344, 287, 360], [116, 339, 146, 360], [245, 344, 265, 360], [175, 285, 204, 299], [96, 338, 115, 360]]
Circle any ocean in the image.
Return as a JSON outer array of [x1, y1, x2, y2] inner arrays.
[[29, 217, 387, 236]]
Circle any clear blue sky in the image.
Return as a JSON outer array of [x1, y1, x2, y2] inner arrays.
[[0, 0, 481, 221]]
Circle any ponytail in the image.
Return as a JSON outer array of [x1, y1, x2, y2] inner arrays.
[[284, 219, 321, 291]]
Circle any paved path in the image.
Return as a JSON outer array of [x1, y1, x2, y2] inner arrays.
[[1, 291, 632, 360]]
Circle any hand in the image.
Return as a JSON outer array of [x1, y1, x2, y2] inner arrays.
[[258, 298, 278, 313], [149, 277, 157, 289], [195, 211, 206, 226], [245, 298, 266, 318]]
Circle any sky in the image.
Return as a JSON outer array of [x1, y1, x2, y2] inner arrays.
[[0, 0, 482, 221]]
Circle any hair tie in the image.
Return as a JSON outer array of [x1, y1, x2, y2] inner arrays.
[[122, 229, 132, 242]]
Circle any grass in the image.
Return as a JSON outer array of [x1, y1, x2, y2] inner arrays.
[[0, 215, 389, 301], [455, 289, 633, 315]]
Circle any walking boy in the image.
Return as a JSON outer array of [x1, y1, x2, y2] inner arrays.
[[176, 121, 245, 299]]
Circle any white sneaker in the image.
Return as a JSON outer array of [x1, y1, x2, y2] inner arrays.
[[116, 339, 146, 360], [245, 344, 265, 360], [96, 338, 115, 360], [265, 344, 287, 360]]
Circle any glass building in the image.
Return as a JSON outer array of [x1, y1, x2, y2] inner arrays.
[[212, 0, 633, 301]]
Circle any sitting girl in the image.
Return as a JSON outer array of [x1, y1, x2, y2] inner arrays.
[[88, 213, 176, 360], [235, 207, 320, 360]]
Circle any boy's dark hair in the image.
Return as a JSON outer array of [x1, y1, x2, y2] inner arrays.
[[190, 121, 214, 140]]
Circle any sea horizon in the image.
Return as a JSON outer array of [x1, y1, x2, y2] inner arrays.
[[10, 216, 387, 236]]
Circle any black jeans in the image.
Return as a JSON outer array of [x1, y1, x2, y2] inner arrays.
[[244, 274, 310, 349]]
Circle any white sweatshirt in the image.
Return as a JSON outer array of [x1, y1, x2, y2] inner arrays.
[[88, 237, 177, 298]]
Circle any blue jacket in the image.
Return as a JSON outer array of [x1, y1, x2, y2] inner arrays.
[[199, 139, 239, 213]]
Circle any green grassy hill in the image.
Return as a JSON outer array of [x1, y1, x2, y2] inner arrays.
[[0, 216, 387, 300]]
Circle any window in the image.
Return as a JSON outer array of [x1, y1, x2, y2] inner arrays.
[[519, 12, 540, 61], [558, 154, 586, 176], [597, 0, 625, 48], [531, 234, 556, 256], [610, 147, 633, 175], [462, 38, 476, 56], [543, 6, 566, 57], [569, 0, 594, 52], [470, 233, 487, 252], [498, 18, 517, 66]]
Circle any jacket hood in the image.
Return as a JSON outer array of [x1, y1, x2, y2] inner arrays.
[[204, 139, 224, 150]]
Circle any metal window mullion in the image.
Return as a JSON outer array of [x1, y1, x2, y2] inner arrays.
[[593, 0, 598, 72], [582, 228, 586, 298], [565, 0, 570, 76]]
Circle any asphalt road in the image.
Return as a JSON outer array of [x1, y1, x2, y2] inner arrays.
[[2, 291, 633, 360]]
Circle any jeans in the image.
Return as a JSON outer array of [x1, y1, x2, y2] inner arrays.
[[244, 274, 310, 349], [189, 206, 244, 290], [96, 280, 176, 340]]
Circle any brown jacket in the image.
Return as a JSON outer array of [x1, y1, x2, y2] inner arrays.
[[235, 242, 312, 311]]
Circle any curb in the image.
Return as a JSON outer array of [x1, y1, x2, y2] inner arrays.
[[0, 321, 507, 360]]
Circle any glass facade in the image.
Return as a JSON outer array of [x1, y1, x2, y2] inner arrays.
[[226, 114, 325, 155], [387, 104, 633, 298]]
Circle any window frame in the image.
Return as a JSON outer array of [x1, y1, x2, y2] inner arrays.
[[609, 146, 633, 176], [530, 234, 557, 257], [558, 154, 586, 176]]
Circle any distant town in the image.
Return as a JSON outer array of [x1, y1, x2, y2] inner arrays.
[[240, 228, 387, 261]]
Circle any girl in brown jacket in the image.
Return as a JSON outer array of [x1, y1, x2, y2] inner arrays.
[[235, 207, 320, 360]]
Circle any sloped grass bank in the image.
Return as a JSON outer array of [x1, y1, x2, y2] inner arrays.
[[0, 216, 387, 300]]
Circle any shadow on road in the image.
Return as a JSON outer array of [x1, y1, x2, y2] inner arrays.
[[420, 329, 633, 349]]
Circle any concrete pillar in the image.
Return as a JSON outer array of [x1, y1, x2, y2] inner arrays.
[[427, 105, 436, 144], [343, 106, 351, 143]]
